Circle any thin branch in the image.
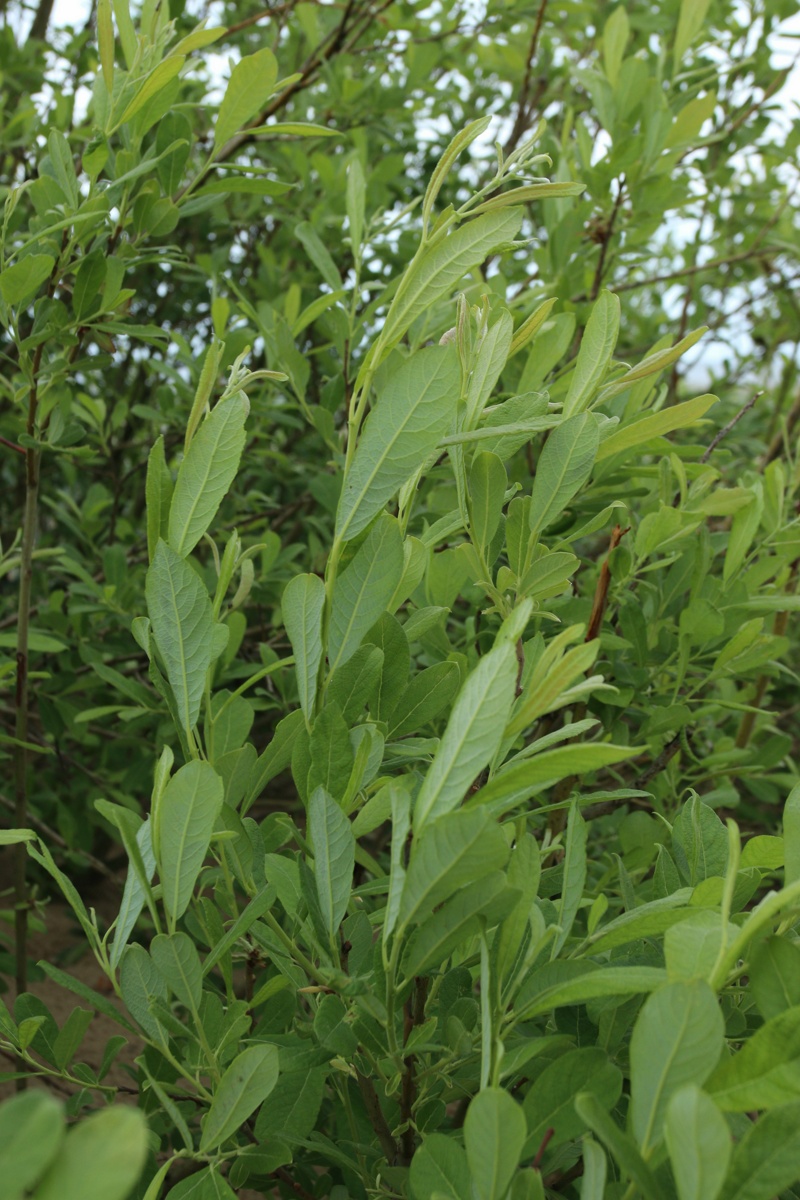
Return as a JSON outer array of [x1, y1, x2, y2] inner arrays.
[[569, 246, 776, 304], [589, 178, 625, 301], [503, 0, 549, 155], [701, 392, 761, 462]]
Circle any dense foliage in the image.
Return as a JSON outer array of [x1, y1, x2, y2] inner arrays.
[[2, 0, 800, 1197]]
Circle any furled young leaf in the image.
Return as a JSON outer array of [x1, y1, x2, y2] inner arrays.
[[282, 573, 325, 721], [214, 47, 278, 147], [145, 540, 219, 739], [414, 642, 517, 830], [328, 516, 405, 674], [529, 413, 600, 544], [562, 292, 620, 418], [398, 809, 509, 931], [380, 209, 523, 351], [308, 786, 355, 941], [168, 392, 248, 557], [664, 1085, 730, 1200], [629, 981, 724, 1153], [336, 345, 460, 542], [200, 1044, 280, 1151], [158, 760, 224, 927], [464, 1088, 526, 1200], [32, 1106, 148, 1200]]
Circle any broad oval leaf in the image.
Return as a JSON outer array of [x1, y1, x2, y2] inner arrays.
[[200, 1043, 280, 1152], [664, 1084, 731, 1200], [0, 254, 54, 306], [32, 1106, 148, 1200], [0, 1090, 64, 1197], [464, 1087, 527, 1200]]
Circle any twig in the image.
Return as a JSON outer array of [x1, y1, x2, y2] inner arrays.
[[0, 792, 119, 883], [589, 178, 625, 302], [532, 1127, 555, 1170], [0, 435, 24, 455], [503, 0, 549, 155], [635, 733, 682, 788], [585, 525, 629, 642], [701, 392, 761, 462], [356, 1071, 398, 1164], [762, 390, 800, 468], [569, 246, 775, 304]]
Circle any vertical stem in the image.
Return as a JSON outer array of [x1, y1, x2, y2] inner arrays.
[[14, 343, 44, 1042]]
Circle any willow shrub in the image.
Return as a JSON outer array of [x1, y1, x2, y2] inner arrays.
[[2, 1, 800, 1198]]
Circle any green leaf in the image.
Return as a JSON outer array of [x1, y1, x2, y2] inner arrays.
[[629, 981, 724, 1154], [464, 1087, 526, 1200], [579, 1138, 607, 1200], [672, 795, 729, 885], [336, 345, 460, 543], [308, 704, 354, 803], [523, 1047, 622, 1153], [562, 292, 619, 418], [402, 871, 515, 978], [145, 539, 218, 740], [596, 394, 717, 461], [150, 932, 202, 1013], [31, 1106, 148, 1200], [200, 1044, 280, 1152], [552, 799, 587, 956], [749, 936, 800, 1019], [785, 783, 800, 887], [214, 47, 278, 147], [414, 643, 517, 830], [410, 1133, 471, 1200], [603, 7, 630, 87], [575, 1093, 664, 1200], [328, 516, 405, 674], [706, 1005, 800, 1110], [387, 661, 460, 739], [308, 786, 355, 942], [282, 573, 325, 721], [674, 0, 712, 66], [47, 130, 79, 207], [0, 1090, 64, 1196], [398, 809, 509, 931], [168, 393, 248, 557], [295, 221, 342, 291], [158, 760, 224, 927], [0, 254, 54, 306], [471, 743, 637, 816], [346, 159, 366, 250], [119, 943, 168, 1042], [254, 1067, 328, 1141], [381, 209, 523, 350], [165, 1165, 237, 1200], [719, 1100, 800, 1200], [117, 57, 185, 127], [516, 965, 668, 1020], [664, 1085, 731, 1200], [529, 413, 600, 544], [469, 451, 507, 551]]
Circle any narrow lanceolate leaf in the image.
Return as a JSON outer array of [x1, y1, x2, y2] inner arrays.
[[145, 436, 172, 562], [214, 47, 278, 147], [469, 451, 507, 550], [552, 800, 587, 957], [308, 786, 355, 941], [150, 932, 202, 1013], [630, 981, 724, 1155], [464, 1088, 527, 1200], [464, 311, 513, 430], [168, 392, 248, 557], [381, 209, 523, 351], [596, 394, 717, 461], [596, 327, 707, 404], [97, 0, 114, 91], [328, 516, 404, 674], [336, 346, 460, 542], [414, 643, 517, 831], [146, 540, 216, 738], [509, 297, 557, 358], [200, 1044, 280, 1151], [158, 760, 223, 927], [562, 291, 620, 418], [529, 412, 599, 543], [471, 743, 639, 816], [282, 573, 325, 722], [117, 57, 185, 127]]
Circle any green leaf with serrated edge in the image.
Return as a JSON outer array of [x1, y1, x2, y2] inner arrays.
[[470, 743, 639, 816], [515, 965, 668, 1020], [387, 661, 460, 739], [562, 291, 620, 418], [464, 1087, 526, 1200], [0, 254, 54, 306], [32, 1106, 148, 1200], [282, 573, 325, 721], [308, 786, 355, 942], [630, 981, 724, 1154], [529, 412, 600, 544], [409, 1133, 471, 1200], [0, 1091, 63, 1196], [597, 394, 717, 461], [414, 642, 517, 830], [158, 760, 223, 927], [168, 392, 248, 557], [397, 809, 509, 930], [575, 1094, 664, 1200], [200, 1044, 279, 1151], [336, 345, 460, 542], [145, 540, 217, 739], [469, 451, 507, 550], [214, 47, 278, 147], [719, 1100, 800, 1200], [328, 516, 404, 674], [380, 209, 523, 351], [664, 1085, 730, 1200], [552, 799, 587, 957]]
